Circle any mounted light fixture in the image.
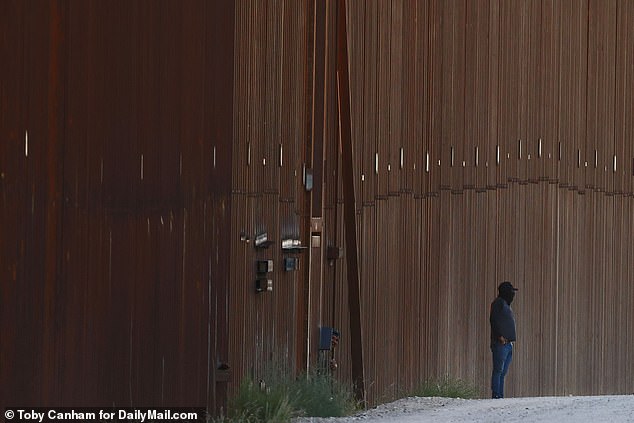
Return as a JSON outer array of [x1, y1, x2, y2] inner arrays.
[[254, 232, 273, 249]]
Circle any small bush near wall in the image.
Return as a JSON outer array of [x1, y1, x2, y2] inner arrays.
[[412, 376, 480, 399], [213, 370, 358, 422]]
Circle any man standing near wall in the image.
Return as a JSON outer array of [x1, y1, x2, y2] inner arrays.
[[490, 281, 518, 399]]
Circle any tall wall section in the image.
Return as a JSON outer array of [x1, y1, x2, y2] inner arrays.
[[3, 0, 634, 412], [0, 1, 234, 412], [229, 0, 634, 405]]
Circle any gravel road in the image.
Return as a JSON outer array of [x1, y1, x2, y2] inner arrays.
[[294, 395, 634, 422]]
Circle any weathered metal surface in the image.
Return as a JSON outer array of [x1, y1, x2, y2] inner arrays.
[[4, 0, 634, 414], [228, 0, 313, 401], [1, 0, 234, 413], [315, 0, 634, 404]]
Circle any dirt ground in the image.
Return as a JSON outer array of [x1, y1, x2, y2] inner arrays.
[[293, 395, 634, 422]]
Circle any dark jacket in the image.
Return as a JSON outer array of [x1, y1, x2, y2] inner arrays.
[[490, 296, 516, 345]]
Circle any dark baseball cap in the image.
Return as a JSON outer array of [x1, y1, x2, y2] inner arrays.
[[498, 281, 518, 292]]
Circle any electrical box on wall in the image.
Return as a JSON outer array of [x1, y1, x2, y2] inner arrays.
[[255, 259, 273, 293], [284, 257, 299, 271], [256, 260, 273, 273], [319, 327, 340, 350], [256, 278, 273, 293], [319, 327, 333, 350]]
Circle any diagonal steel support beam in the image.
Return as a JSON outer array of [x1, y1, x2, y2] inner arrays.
[[336, 0, 366, 406]]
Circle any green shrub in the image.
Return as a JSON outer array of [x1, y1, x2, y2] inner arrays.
[[224, 369, 357, 422], [290, 372, 357, 417], [228, 379, 296, 422], [412, 375, 480, 399]]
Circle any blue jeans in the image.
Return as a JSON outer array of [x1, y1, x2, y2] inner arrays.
[[491, 342, 513, 398]]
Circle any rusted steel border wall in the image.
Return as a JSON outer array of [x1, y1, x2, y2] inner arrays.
[[228, 0, 312, 386], [319, 0, 634, 403], [0, 1, 234, 412], [3, 0, 634, 413], [229, 0, 634, 406]]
